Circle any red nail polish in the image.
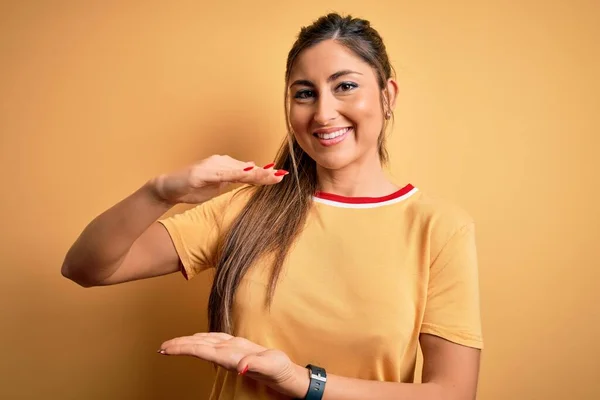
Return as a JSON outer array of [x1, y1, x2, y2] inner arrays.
[[274, 170, 289, 176], [239, 365, 249, 375], [263, 162, 275, 169], [243, 166, 254, 171]]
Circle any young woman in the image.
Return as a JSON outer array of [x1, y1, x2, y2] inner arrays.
[[62, 13, 483, 400]]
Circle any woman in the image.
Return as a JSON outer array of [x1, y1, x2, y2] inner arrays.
[[62, 13, 483, 400]]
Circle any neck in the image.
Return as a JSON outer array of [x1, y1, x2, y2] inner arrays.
[[315, 153, 398, 197]]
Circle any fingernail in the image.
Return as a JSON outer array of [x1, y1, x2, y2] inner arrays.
[[263, 162, 275, 169], [274, 170, 289, 176], [239, 365, 249, 375], [243, 166, 254, 171], [157, 349, 166, 355]]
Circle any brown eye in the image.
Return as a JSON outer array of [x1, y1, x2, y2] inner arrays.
[[294, 90, 315, 99], [337, 82, 358, 92]]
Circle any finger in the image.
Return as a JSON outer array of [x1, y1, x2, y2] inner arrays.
[[258, 169, 289, 186], [237, 356, 252, 375], [192, 334, 224, 344], [161, 342, 217, 360], [237, 354, 268, 375], [160, 336, 218, 351], [221, 158, 255, 171], [191, 335, 238, 346], [237, 161, 275, 174], [200, 155, 255, 177], [204, 166, 288, 186], [233, 161, 268, 175], [237, 166, 289, 186], [159, 337, 221, 355], [200, 166, 258, 184], [204, 332, 235, 341]]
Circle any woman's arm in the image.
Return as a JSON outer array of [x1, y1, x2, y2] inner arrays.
[[157, 332, 481, 400], [61, 181, 179, 287], [61, 155, 282, 287], [288, 334, 481, 400]]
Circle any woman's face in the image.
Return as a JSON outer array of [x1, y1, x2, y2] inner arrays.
[[288, 39, 394, 171]]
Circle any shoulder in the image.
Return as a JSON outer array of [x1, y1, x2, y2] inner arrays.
[[406, 189, 473, 227], [404, 187, 475, 250]]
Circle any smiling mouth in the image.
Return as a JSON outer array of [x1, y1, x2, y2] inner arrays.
[[312, 127, 352, 147], [313, 127, 352, 140]]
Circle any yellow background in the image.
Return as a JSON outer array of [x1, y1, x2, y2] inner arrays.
[[1, 1, 598, 399]]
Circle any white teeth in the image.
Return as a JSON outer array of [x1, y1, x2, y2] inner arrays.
[[315, 127, 350, 140]]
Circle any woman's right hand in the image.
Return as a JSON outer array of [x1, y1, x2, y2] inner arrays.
[[149, 155, 288, 205]]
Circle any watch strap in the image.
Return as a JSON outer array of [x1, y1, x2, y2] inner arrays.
[[304, 364, 327, 400]]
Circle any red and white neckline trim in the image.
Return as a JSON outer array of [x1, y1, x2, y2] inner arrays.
[[313, 184, 418, 209]]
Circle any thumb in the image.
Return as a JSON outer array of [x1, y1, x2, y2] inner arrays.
[[237, 354, 257, 375], [237, 353, 271, 376]]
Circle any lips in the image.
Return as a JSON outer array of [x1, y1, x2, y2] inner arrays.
[[313, 127, 352, 140], [312, 126, 352, 147]]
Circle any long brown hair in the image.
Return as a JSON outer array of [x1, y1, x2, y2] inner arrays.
[[208, 13, 396, 333]]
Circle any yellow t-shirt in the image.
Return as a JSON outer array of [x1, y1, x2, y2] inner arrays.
[[158, 183, 483, 399]]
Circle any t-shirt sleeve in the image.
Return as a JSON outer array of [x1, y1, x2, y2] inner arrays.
[[420, 222, 484, 349], [157, 188, 242, 280]]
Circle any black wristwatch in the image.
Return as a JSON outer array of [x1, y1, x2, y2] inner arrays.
[[302, 364, 327, 400]]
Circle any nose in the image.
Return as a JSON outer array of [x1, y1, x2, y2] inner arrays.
[[313, 92, 338, 125]]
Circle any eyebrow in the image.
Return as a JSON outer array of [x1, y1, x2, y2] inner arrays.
[[290, 70, 363, 88]]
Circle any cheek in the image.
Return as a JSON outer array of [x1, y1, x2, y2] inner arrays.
[[359, 88, 383, 115], [345, 93, 383, 129], [289, 105, 312, 136]]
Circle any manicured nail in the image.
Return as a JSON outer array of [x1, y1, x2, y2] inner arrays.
[[263, 162, 275, 169], [239, 365, 249, 375], [243, 166, 254, 171], [274, 170, 289, 177], [157, 349, 166, 355]]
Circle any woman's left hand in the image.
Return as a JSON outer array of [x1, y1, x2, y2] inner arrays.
[[158, 332, 308, 397]]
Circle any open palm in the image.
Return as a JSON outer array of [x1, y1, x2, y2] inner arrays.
[[158, 332, 300, 394]]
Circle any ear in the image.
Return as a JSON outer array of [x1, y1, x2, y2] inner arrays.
[[383, 78, 399, 112]]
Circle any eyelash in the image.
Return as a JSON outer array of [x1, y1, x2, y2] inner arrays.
[[294, 82, 358, 99]]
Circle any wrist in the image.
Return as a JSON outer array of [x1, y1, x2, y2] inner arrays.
[[288, 363, 311, 399], [144, 176, 176, 207]]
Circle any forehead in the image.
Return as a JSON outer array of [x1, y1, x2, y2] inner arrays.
[[289, 39, 373, 81]]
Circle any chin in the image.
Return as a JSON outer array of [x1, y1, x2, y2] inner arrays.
[[310, 151, 356, 171]]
